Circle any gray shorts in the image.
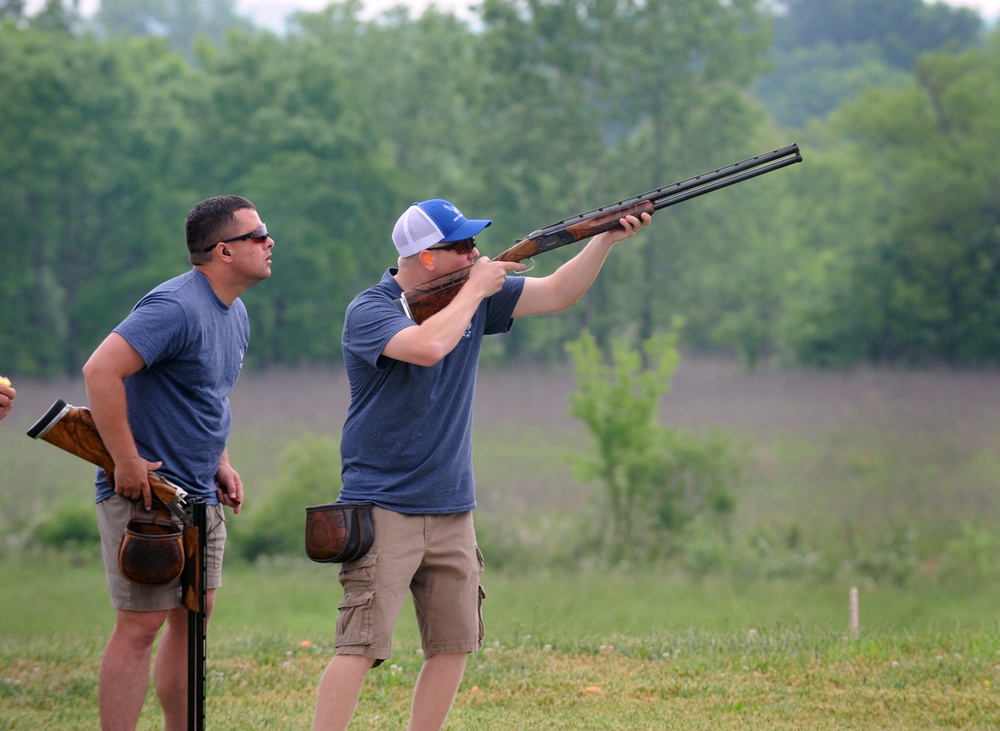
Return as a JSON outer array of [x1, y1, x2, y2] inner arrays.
[[335, 507, 485, 663], [97, 494, 226, 611]]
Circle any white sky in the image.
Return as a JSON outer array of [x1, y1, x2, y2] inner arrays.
[[242, 0, 476, 29], [243, 0, 1000, 31], [27, 0, 477, 28], [25, 0, 1000, 31]]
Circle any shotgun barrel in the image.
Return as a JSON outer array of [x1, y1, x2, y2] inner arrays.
[[523, 143, 802, 250]]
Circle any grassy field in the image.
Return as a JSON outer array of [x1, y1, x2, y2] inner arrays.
[[3, 357, 1000, 728], [3, 555, 1000, 729]]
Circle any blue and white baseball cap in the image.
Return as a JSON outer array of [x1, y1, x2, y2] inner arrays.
[[391, 199, 492, 258]]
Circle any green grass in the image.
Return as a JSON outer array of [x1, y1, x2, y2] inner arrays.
[[2, 555, 1000, 729]]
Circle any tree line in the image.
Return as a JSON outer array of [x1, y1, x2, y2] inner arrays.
[[3, 0, 1000, 376]]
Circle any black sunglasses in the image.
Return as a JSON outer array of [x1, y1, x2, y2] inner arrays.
[[429, 237, 476, 255], [224, 223, 270, 244], [204, 224, 270, 252]]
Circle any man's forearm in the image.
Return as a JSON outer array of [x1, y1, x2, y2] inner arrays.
[[514, 236, 614, 317], [551, 235, 615, 303]]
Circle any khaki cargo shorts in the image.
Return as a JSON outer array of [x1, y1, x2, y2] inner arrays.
[[334, 507, 485, 664]]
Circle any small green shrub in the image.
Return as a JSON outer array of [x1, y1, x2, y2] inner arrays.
[[233, 435, 342, 560], [939, 522, 1000, 585], [32, 502, 100, 549], [566, 327, 742, 563], [475, 510, 599, 573], [735, 524, 836, 583], [846, 524, 921, 586]]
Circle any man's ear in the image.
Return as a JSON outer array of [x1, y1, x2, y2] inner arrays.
[[419, 250, 435, 269]]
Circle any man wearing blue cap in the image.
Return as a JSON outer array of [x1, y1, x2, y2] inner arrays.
[[312, 198, 650, 730]]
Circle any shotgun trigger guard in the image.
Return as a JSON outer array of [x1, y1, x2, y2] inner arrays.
[[513, 258, 535, 275]]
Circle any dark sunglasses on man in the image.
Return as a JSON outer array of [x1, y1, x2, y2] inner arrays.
[[203, 224, 270, 252], [428, 237, 476, 255]]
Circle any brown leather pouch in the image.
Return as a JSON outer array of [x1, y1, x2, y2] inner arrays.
[[118, 498, 185, 586], [305, 502, 375, 563]]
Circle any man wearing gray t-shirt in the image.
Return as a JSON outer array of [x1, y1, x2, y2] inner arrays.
[[82, 195, 273, 730], [312, 198, 649, 731]]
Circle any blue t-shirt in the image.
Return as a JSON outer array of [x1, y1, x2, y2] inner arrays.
[[337, 268, 525, 514], [95, 270, 249, 504]]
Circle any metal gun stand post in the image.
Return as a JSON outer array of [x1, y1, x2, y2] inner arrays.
[[187, 498, 207, 731]]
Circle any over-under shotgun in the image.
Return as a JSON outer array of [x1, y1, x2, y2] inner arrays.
[[398, 143, 802, 323]]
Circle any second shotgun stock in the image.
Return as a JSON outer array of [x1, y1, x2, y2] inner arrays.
[[26, 399, 203, 613], [399, 143, 802, 323], [26, 399, 190, 520]]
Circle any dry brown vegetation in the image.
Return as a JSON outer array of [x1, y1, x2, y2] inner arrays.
[[6, 354, 1000, 542]]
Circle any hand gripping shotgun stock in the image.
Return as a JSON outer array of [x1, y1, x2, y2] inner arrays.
[[398, 143, 803, 323], [26, 399, 192, 539], [27, 399, 209, 730], [25, 399, 202, 612]]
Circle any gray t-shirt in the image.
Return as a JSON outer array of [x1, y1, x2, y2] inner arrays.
[[338, 268, 524, 514], [95, 270, 249, 503]]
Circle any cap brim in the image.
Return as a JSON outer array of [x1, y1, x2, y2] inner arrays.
[[440, 218, 492, 242]]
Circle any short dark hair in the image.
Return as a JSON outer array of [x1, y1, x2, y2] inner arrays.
[[186, 195, 256, 265]]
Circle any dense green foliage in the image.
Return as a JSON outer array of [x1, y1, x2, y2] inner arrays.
[[779, 37, 1000, 365], [760, 0, 984, 125], [3, 0, 1000, 375], [96, 0, 254, 59]]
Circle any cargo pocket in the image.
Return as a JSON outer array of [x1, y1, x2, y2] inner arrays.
[[476, 585, 487, 643], [475, 545, 486, 643], [338, 549, 377, 589], [336, 590, 375, 646], [336, 550, 378, 647]]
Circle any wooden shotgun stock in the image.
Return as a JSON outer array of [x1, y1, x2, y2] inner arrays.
[[26, 399, 202, 613], [398, 143, 803, 323]]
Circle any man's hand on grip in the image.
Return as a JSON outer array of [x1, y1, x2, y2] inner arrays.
[[114, 455, 163, 510], [467, 256, 527, 299]]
